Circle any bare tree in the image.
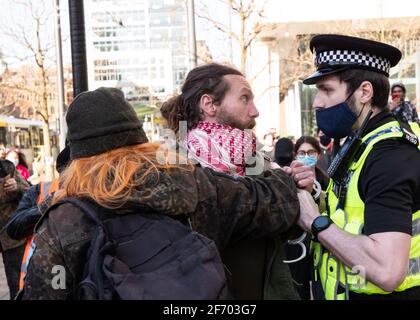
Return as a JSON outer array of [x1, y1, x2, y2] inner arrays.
[[277, 34, 314, 102], [197, 0, 273, 75], [0, 66, 36, 118], [0, 0, 57, 180]]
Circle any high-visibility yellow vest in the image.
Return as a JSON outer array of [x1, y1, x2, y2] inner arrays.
[[313, 120, 420, 300]]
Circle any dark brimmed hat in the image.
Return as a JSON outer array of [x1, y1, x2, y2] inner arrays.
[[391, 82, 406, 93], [303, 34, 402, 85], [274, 138, 294, 167], [56, 144, 70, 173], [66, 87, 148, 160]]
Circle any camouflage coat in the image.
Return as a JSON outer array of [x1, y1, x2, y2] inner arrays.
[[23, 166, 299, 299], [0, 173, 30, 251]]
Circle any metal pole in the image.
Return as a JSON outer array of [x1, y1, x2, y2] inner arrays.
[[69, 0, 88, 97], [187, 0, 197, 69], [53, 0, 67, 151], [228, 0, 233, 63]]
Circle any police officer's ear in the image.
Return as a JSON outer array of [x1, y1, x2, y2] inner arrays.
[[359, 81, 374, 105], [199, 94, 217, 117]]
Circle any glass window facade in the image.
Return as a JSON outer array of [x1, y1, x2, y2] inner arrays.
[[88, 0, 188, 97]]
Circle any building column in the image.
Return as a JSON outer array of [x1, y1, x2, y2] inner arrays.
[[250, 40, 280, 141]]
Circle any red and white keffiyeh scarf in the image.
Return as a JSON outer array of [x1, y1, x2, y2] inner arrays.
[[184, 121, 256, 176]]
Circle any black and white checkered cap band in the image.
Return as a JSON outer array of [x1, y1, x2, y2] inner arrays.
[[315, 50, 391, 74]]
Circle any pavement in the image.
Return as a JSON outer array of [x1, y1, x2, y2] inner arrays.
[[0, 256, 10, 300]]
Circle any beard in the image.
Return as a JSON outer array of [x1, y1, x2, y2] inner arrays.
[[216, 107, 256, 130], [347, 95, 358, 115]]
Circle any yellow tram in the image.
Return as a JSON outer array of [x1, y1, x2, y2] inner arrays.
[[0, 115, 44, 171]]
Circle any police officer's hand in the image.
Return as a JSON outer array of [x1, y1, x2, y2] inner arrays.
[[282, 160, 315, 192], [297, 189, 320, 232], [3, 176, 18, 193]]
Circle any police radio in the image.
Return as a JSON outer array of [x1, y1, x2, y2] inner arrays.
[[327, 110, 373, 182]]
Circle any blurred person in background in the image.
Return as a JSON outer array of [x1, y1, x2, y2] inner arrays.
[[0, 146, 7, 160], [316, 129, 333, 172], [274, 138, 294, 167], [389, 82, 419, 124], [284, 136, 329, 300], [295, 136, 330, 191], [260, 132, 276, 161], [6, 149, 30, 181], [0, 159, 30, 299]]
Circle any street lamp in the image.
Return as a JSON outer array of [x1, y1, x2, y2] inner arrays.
[[53, 0, 67, 151], [68, 0, 88, 97], [187, 0, 197, 69]]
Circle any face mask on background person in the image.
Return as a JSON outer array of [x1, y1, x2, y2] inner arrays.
[[319, 135, 332, 147], [7, 157, 18, 167], [296, 155, 318, 167]]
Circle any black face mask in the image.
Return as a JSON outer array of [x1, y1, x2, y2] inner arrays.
[[315, 89, 360, 139], [316, 100, 357, 139], [320, 135, 332, 147]]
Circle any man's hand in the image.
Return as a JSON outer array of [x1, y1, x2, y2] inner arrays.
[[297, 189, 320, 232], [282, 160, 315, 192], [4, 176, 18, 194]]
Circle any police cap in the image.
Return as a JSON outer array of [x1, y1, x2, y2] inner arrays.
[[303, 34, 402, 85]]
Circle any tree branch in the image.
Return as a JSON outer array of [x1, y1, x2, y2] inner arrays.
[[255, 84, 280, 101], [196, 12, 240, 43], [248, 58, 279, 83], [36, 110, 48, 123]]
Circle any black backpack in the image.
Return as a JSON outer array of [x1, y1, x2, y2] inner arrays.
[[58, 198, 230, 300]]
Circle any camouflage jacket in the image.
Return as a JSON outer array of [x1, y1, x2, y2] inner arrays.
[[23, 166, 299, 299], [0, 173, 30, 251]]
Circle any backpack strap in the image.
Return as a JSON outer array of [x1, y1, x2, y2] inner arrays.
[[60, 198, 103, 226], [35, 197, 105, 233], [57, 198, 112, 299]]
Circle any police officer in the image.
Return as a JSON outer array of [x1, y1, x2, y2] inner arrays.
[[297, 34, 420, 300]]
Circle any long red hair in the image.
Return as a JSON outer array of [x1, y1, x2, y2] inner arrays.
[[54, 143, 190, 209]]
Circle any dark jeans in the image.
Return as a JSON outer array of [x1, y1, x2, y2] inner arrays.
[[2, 244, 25, 299]]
